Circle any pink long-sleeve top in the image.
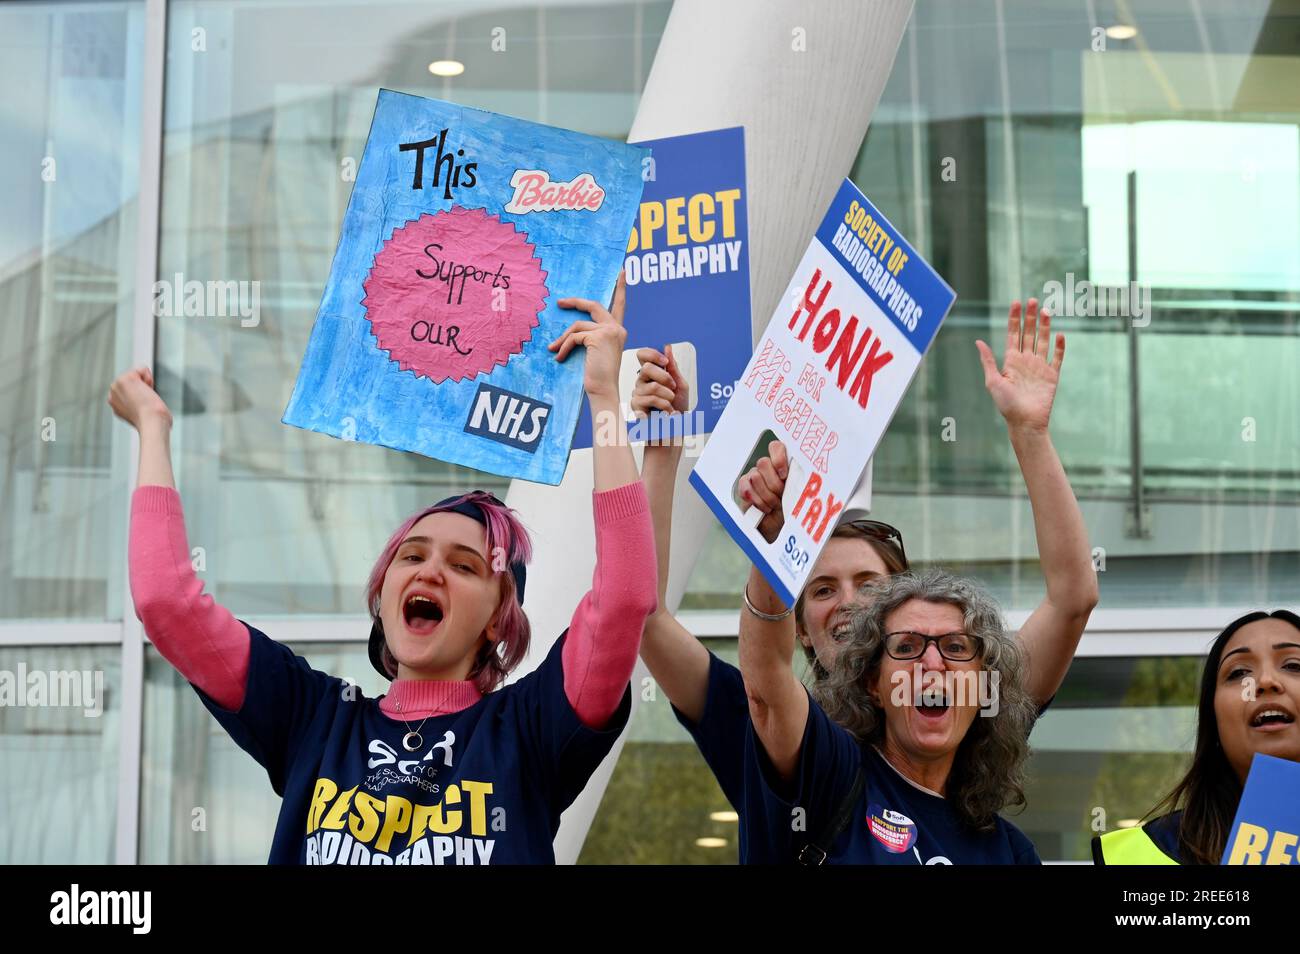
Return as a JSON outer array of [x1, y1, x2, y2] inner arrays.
[[128, 482, 657, 729]]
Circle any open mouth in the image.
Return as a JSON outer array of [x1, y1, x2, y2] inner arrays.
[[1250, 708, 1296, 730], [403, 594, 444, 635], [915, 694, 951, 720]]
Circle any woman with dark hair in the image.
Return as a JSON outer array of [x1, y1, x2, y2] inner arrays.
[[1093, 609, 1300, 865], [108, 281, 658, 864], [633, 300, 1098, 856]]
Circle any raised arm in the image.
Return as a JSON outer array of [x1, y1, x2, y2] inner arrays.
[[630, 345, 712, 722], [549, 276, 659, 728], [738, 565, 809, 783], [108, 367, 250, 711], [732, 437, 808, 782], [976, 299, 1099, 707]]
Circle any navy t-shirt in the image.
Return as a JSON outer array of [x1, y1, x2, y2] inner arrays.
[[1142, 811, 1184, 861], [671, 651, 750, 811], [195, 623, 630, 864], [742, 691, 1041, 865], [670, 652, 752, 860]]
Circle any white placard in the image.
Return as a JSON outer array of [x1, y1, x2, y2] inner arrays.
[[688, 179, 956, 605]]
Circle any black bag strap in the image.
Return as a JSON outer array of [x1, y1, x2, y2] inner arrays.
[[796, 756, 866, 866]]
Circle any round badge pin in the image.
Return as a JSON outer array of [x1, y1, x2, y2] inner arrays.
[[866, 803, 918, 854]]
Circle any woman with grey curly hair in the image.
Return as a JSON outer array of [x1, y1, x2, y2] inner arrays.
[[741, 569, 1041, 864]]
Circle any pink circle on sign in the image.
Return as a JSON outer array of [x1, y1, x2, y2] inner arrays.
[[363, 208, 549, 383]]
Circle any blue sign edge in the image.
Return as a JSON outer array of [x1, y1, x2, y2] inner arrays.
[[813, 178, 956, 355]]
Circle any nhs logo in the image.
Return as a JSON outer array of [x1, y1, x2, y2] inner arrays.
[[464, 383, 551, 453]]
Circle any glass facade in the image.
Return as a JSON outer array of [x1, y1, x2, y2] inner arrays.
[[0, 0, 1295, 864], [0, 0, 145, 622], [0, 645, 120, 863]]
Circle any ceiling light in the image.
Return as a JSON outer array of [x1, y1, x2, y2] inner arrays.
[[1105, 24, 1138, 40], [695, 837, 728, 848], [428, 60, 465, 77], [710, 811, 739, 823]]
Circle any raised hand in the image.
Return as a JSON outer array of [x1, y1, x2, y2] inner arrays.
[[975, 298, 1065, 434], [738, 439, 789, 544], [630, 343, 690, 420], [551, 272, 629, 402], [107, 367, 173, 432]]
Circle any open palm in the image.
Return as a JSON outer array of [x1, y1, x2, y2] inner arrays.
[[976, 299, 1065, 432], [551, 273, 628, 401]]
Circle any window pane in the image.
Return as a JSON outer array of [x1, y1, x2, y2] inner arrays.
[[0, 2, 144, 621], [852, 1, 1300, 611], [1020, 656, 1199, 862], [0, 646, 120, 863]]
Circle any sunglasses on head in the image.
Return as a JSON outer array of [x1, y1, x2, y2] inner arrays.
[[844, 518, 909, 570]]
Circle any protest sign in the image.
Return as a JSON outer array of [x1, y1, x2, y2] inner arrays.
[[283, 88, 648, 484], [688, 178, 955, 606], [573, 126, 751, 448], [1222, 753, 1300, 864]]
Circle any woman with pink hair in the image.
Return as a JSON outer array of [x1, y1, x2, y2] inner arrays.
[[109, 281, 657, 864]]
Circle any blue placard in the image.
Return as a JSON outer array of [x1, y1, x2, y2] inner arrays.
[[1222, 753, 1300, 864], [573, 127, 751, 448], [283, 89, 648, 485], [812, 178, 951, 355]]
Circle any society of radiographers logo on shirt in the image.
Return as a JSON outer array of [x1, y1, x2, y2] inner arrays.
[[867, 803, 918, 853], [362, 731, 456, 792]]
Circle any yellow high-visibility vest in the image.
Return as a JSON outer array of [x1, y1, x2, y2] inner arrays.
[[1092, 825, 1180, 865]]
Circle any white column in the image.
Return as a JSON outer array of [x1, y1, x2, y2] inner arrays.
[[506, 0, 915, 864]]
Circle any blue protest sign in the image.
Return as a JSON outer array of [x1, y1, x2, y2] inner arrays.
[[1222, 753, 1300, 864], [283, 88, 648, 484], [573, 126, 751, 448]]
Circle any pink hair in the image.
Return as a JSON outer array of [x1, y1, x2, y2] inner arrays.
[[365, 491, 533, 692]]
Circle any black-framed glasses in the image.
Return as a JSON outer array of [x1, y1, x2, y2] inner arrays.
[[884, 631, 982, 662], [844, 519, 909, 570]]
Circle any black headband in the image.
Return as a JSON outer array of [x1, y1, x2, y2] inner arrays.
[[429, 491, 527, 603]]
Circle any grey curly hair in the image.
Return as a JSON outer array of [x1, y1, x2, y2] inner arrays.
[[813, 569, 1036, 831]]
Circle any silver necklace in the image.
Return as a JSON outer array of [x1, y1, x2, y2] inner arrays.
[[393, 699, 429, 752]]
